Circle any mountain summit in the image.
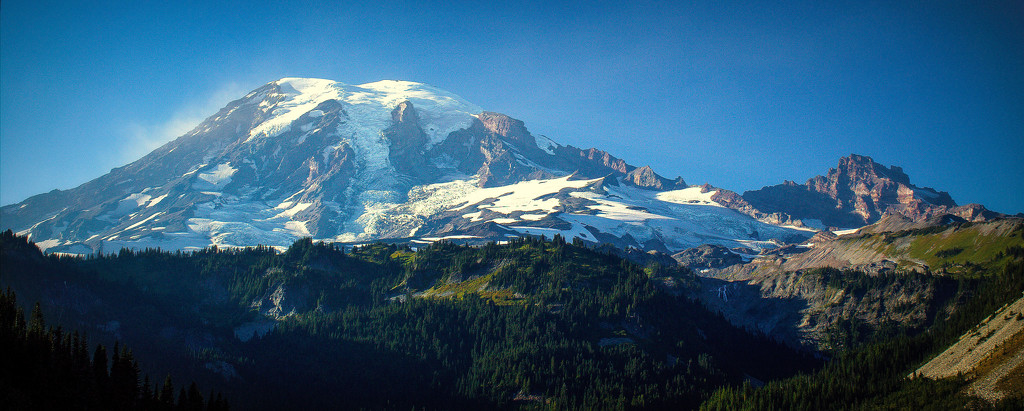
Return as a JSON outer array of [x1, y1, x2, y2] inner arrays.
[[2, 78, 809, 254], [11, 80, 998, 255], [742, 154, 998, 228]]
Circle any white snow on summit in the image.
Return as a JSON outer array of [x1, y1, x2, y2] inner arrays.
[[247, 78, 341, 140], [246, 78, 481, 148], [357, 80, 482, 147], [11, 77, 819, 256]]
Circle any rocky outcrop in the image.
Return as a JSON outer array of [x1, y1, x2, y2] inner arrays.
[[697, 267, 951, 349], [624, 166, 687, 190], [742, 154, 997, 228], [477, 111, 537, 150], [915, 296, 1024, 402], [694, 219, 1024, 349], [567, 147, 631, 174], [385, 101, 434, 183], [428, 111, 686, 190], [672, 244, 743, 269], [429, 115, 553, 187], [704, 185, 800, 226], [948, 203, 1002, 222]]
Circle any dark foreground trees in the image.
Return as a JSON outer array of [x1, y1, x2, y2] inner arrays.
[[0, 289, 228, 410]]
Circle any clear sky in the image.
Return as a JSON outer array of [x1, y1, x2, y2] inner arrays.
[[2, 0, 1022, 213]]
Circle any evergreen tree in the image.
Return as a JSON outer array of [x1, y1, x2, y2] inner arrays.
[[161, 375, 176, 407], [185, 382, 204, 411], [27, 302, 44, 337]]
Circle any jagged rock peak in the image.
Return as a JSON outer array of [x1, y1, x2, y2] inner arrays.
[[391, 100, 420, 124], [477, 111, 535, 148], [624, 166, 687, 190], [821, 154, 912, 189], [808, 154, 955, 208], [697, 183, 717, 192], [742, 153, 996, 228], [576, 148, 631, 174]]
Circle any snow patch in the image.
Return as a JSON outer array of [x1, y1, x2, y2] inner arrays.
[[274, 202, 312, 219], [248, 78, 341, 141], [125, 212, 164, 231], [36, 239, 63, 251], [147, 194, 169, 207], [282, 220, 311, 237], [655, 187, 719, 206], [456, 175, 592, 215], [111, 193, 153, 217], [534, 134, 559, 155], [193, 163, 237, 191]]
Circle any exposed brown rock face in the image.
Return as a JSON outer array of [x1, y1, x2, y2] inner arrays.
[[705, 185, 796, 226], [624, 166, 687, 190], [477, 112, 536, 149], [571, 148, 631, 174], [741, 154, 992, 227], [385, 101, 434, 183], [697, 218, 1024, 348], [429, 115, 551, 187], [948, 203, 1002, 222], [428, 111, 685, 189]]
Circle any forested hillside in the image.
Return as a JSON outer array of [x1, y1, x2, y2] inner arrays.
[[0, 289, 228, 410], [1, 231, 817, 409], [701, 253, 1024, 409], [4, 226, 1022, 409]]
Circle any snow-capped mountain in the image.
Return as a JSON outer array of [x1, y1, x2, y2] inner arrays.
[[1, 78, 814, 254]]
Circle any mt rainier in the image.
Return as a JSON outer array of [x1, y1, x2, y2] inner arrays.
[[2, 78, 816, 254]]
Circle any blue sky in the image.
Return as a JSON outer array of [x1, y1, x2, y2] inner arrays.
[[2, 0, 1022, 213]]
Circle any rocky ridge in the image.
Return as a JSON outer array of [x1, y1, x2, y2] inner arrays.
[[916, 295, 1024, 402], [690, 217, 1024, 349], [741, 154, 1000, 228]]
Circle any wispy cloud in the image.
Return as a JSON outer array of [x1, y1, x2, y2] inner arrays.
[[117, 82, 249, 163]]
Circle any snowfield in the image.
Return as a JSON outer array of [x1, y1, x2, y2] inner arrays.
[[245, 78, 481, 148], [81, 174, 812, 254], [12, 77, 817, 255]]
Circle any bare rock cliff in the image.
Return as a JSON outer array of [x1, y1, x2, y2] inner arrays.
[[742, 154, 996, 228]]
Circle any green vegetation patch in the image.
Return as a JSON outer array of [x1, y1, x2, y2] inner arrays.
[[848, 222, 1024, 276]]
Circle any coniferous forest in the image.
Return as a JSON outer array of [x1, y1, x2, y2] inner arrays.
[[0, 289, 228, 410], [1, 228, 1023, 409]]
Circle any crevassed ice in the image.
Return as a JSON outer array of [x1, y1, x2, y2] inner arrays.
[[241, 78, 485, 238], [357, 80, 482, 147]]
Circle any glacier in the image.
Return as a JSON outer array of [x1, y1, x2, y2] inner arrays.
[[1, 77, 816, 255]]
